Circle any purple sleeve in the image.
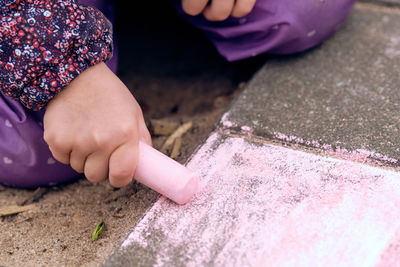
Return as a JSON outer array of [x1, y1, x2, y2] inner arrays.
[[0, 0, 113, 110]]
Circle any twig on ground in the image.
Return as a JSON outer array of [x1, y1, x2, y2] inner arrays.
[[0, 204, 35, 217], [17, 187, 50, 206], [170, 137, 182, 160], [112, 207, 125, 218], [161, 121, 192, 154]]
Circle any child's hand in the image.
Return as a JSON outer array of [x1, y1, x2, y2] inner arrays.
[[43, 62, 151, 188], [181, 0, 256, 21]]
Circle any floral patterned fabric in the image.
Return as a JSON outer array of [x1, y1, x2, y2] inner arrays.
[[0, 0, 113, 110]]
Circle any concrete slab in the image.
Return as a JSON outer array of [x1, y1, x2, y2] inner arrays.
[[361, 0, 400, 6], [105, 133, 400, 266], [220, 4, 400, 166], [103, 4, 400, 266]]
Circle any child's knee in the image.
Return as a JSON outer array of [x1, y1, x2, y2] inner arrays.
[[272, 0, 357, 55], [0, 127, 80, 188], [0, 93, 79, 188], [183, 0, 356, 61]]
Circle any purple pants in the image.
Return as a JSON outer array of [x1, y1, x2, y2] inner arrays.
[[0, 0, 356, 188]]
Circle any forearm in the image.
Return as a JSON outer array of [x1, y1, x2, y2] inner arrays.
[[0, 0, 113, 110]]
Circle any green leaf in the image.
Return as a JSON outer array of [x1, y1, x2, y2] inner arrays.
[[91, 221, 105, 241]]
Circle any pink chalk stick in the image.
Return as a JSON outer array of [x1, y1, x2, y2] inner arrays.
[[134, 142, 199, 205]]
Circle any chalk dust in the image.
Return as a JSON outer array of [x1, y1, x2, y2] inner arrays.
[[0, 2, 263, 266], [118, 133, 400, 266]]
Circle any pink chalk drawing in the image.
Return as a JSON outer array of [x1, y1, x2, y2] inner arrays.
[[220, 112, 237, 128], [120, 133, 400, 266], [218, 111, 398, 167], [272, 131, 398, 166]]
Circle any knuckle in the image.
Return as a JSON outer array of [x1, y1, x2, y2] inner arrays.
[[118, 125, 136, 141], [43, 130, 55, 144], [75, 136, 91, 151], [44, 130, 70, 151], [93, 132, 110, 148], [51, 137, 69, 152], [93, 126, 135, 148]]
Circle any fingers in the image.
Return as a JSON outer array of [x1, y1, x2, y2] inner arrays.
[[203, 0, 235, 21], [75, 138, 140, 187], [231, 0, 256, 18], [44, 132, 72, 164], [47, 145, 71, 165], [80, 131, 139, 185], [68, 134, 113, 174], [45, 115, 146, 187], [108, 142, 139, 188], [181, 0, 209, 16], [81, 140, 140, 187], [84, 151, 110, 183], [69, 150, 87, 173], [182, 0, 256, 21]]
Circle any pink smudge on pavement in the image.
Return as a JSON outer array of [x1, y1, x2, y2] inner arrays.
[[220, 112, 237, 128], [272, 131, 398, 166], [218, 112, 397, 167], [121, 133, 400, 266]]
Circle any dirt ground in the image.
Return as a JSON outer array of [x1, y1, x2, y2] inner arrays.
[[0, 2, 264, 266]]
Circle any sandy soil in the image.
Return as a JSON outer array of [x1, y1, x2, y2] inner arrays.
[[0, 2, 264, 266]]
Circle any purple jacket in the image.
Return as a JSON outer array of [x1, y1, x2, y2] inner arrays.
[[0, 0, 113, 110]]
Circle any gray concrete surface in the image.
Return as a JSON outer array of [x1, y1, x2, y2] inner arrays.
[[221, 4, 400, 166], [104, 2, 400, 266], [361, 0, 400, 6], [104, 133, 400, 266]]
